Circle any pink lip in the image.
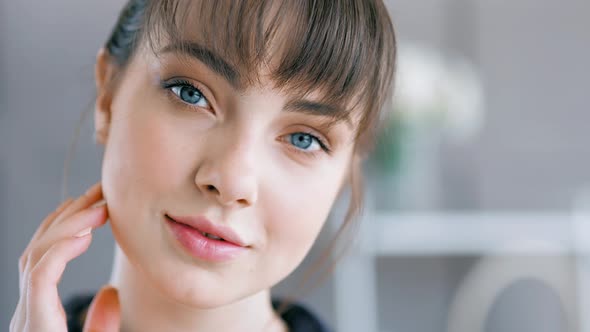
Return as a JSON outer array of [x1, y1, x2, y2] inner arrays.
[[164, 214, 248, 262]]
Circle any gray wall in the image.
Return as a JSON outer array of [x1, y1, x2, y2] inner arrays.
[[1, 0, 124, 328], [2, 0, 589, 331]]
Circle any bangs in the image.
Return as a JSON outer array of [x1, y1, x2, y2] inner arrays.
[[138, 0, 395, 147]]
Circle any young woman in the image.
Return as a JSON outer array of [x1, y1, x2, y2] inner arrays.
[[10, 1, 396, 331]]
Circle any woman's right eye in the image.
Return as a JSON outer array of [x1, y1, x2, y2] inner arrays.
[[162, 79, 211, 110]]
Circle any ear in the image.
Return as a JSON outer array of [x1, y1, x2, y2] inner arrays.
[[94, 48, 118, 145]]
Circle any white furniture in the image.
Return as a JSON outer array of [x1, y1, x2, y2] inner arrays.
[[331, 210, 590, 332]]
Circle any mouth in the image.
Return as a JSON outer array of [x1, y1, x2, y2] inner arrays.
[[200, 231, 224, 241], [164, 214, 248, 247], [164, 214, 249, 262]]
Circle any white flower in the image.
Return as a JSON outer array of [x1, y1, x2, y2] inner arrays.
[[393, 42, 485, 142]]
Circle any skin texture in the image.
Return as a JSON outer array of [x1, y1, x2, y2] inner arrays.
[[93, 37, 358, 332]]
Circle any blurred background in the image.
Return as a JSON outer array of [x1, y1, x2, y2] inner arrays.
[[1, 1, 589, 331]]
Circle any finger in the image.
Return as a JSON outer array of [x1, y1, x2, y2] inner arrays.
[[26, 234, 93, 331], [24, 206, 108, 282], [19, 198, 75, 274], [56, 182, 103, 223], [34, 198, 76, 240], [45, 205, 108, 243], [53, 182, 103, 226], [9, 296, 26, 332], [83, 285, 121, 332]]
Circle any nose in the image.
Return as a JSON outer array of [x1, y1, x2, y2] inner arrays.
[[194, 136, 259, 208]]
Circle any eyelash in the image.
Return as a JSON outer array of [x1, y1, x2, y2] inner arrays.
[[160, 78, 332, 157]]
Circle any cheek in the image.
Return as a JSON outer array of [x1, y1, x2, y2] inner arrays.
[[105, 115, 179, 189], [100, 93, 191, 239], [102, 80, 202, 193], [260, 166, 345, 279]]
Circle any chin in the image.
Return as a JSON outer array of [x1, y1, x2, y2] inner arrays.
[[127, 241, 252, 307], [152, 266, 257, 309], [111, 215, 267, 309]]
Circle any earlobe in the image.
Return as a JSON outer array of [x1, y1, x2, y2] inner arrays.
[[94, 47, 117, 145]]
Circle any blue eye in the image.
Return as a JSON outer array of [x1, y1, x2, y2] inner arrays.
[[289, 133, 322, 151], [179, 86, 201, 104], [162, 79, 211, 109], [170, 85, 209, 108]]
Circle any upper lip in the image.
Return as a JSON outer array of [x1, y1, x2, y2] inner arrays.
[[166, 213, 248, 247]]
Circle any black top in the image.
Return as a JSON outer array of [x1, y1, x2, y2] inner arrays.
[[64, 291, 331, 332]]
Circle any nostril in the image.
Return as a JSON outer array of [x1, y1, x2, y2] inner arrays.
[[206, 185, 219, 194]]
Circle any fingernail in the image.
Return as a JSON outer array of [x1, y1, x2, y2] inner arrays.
[[74, 227, 92, 237], [91, 200, 107, 209]]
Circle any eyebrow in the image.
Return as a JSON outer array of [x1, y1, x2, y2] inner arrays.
[[160, 42, 353, 129], [160, 42, 240, 89], [284, 100, 353, 129]]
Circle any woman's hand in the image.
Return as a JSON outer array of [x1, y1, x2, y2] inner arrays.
[[10, 182, 121, 332]]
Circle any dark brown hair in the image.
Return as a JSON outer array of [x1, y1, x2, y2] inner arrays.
[[99, 0, 396, 320]]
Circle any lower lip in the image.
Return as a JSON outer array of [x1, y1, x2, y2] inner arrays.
[[164, 215, 248, 262]]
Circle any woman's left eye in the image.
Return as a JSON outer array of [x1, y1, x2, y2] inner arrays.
[[287, 132, 329, 154], [163, 80, 210, 109]]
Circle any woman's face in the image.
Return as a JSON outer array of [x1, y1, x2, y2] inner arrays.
[[95, 41, 356, 307]]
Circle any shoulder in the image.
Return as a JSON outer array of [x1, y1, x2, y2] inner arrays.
[[63, 292, 332, 332]]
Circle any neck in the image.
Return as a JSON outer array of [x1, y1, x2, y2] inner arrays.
[[108, 244, 287, 332]]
